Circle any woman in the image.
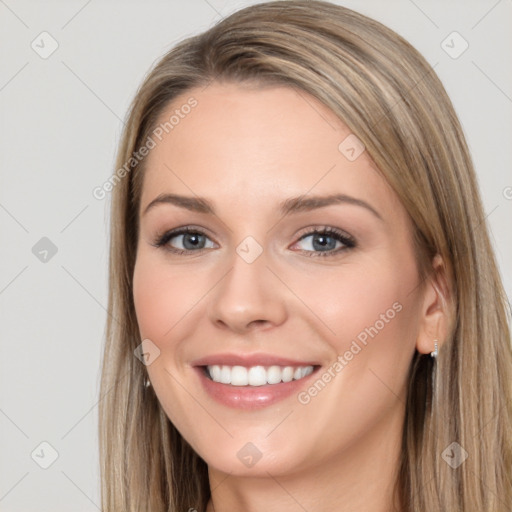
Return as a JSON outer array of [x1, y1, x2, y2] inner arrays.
[[98, 1, 512, 510]]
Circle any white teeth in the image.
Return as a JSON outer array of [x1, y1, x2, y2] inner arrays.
[[302, 366, 314, 378], [248, 366, 267, 386], [231, 365, 248, 386], [282, 367, 294, 383], [220, 365, 231, 384], [267, 365, 282, 384], [206, 364, 315, 386], [211, 365, 221, 382]]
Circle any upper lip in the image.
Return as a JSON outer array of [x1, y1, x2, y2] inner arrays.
[[191, 353, 320, 368]]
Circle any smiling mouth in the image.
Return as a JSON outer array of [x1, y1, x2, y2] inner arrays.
[[202, 364, 318, 386]]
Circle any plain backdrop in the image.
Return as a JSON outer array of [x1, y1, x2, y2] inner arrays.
[[0, 1, 511, 510]]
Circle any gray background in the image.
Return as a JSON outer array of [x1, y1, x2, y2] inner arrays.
[[0, 0, 511, 510]]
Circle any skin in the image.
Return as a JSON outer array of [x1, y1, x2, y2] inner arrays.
[[132, 82, 449, 512]]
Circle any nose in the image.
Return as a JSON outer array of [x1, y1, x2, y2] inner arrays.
[[207, 247, 288, 334]]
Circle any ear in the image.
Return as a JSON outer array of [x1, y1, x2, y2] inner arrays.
[[415, 254, 453, 355]]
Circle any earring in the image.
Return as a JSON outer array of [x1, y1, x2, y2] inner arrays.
[[143, 375, 151, 388], [430, 339, 439, 405]]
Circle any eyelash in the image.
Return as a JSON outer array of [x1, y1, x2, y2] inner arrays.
[[152, 226, 356, 258]]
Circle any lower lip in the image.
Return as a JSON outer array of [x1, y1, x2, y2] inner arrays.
[[195, 366, 319, 409]]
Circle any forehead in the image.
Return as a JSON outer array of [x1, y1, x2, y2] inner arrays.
[[139, 82, 399, 216]]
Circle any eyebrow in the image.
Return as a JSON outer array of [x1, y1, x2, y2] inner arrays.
[[142, 192, 383, 220]]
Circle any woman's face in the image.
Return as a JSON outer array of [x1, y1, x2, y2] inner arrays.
[[133, 82, 429, 477]]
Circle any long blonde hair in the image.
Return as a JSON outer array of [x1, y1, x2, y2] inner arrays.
[[99, 1, 512, 510]]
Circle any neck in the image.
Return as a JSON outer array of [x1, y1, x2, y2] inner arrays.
[[205, 405, 404, 512]]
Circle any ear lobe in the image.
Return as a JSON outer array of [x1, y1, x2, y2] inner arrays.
[[415, 254, 453, 355]]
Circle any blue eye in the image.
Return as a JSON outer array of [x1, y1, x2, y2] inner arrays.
[[153, 226, 356, 257], [293, 227, 356, 257], [153, 227, 215, 254]]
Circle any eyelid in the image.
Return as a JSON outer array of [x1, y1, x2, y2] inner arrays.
[[152, 224, 356, 257], [152, 225, 217, 252], [290, 226, 356, 257], [294, 225, 354, 242]]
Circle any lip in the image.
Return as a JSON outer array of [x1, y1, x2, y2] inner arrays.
[[192, 353, 321, 410], [191, 352, 320, 368]]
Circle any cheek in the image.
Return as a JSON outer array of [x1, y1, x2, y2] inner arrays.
[[290, 253, 421, 384], [297, 261, 414, 336], [283, 258, 420, 448], [132, 252, 202, 342], [132, 252, 207, 437], [132, 258, 167, 341]]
